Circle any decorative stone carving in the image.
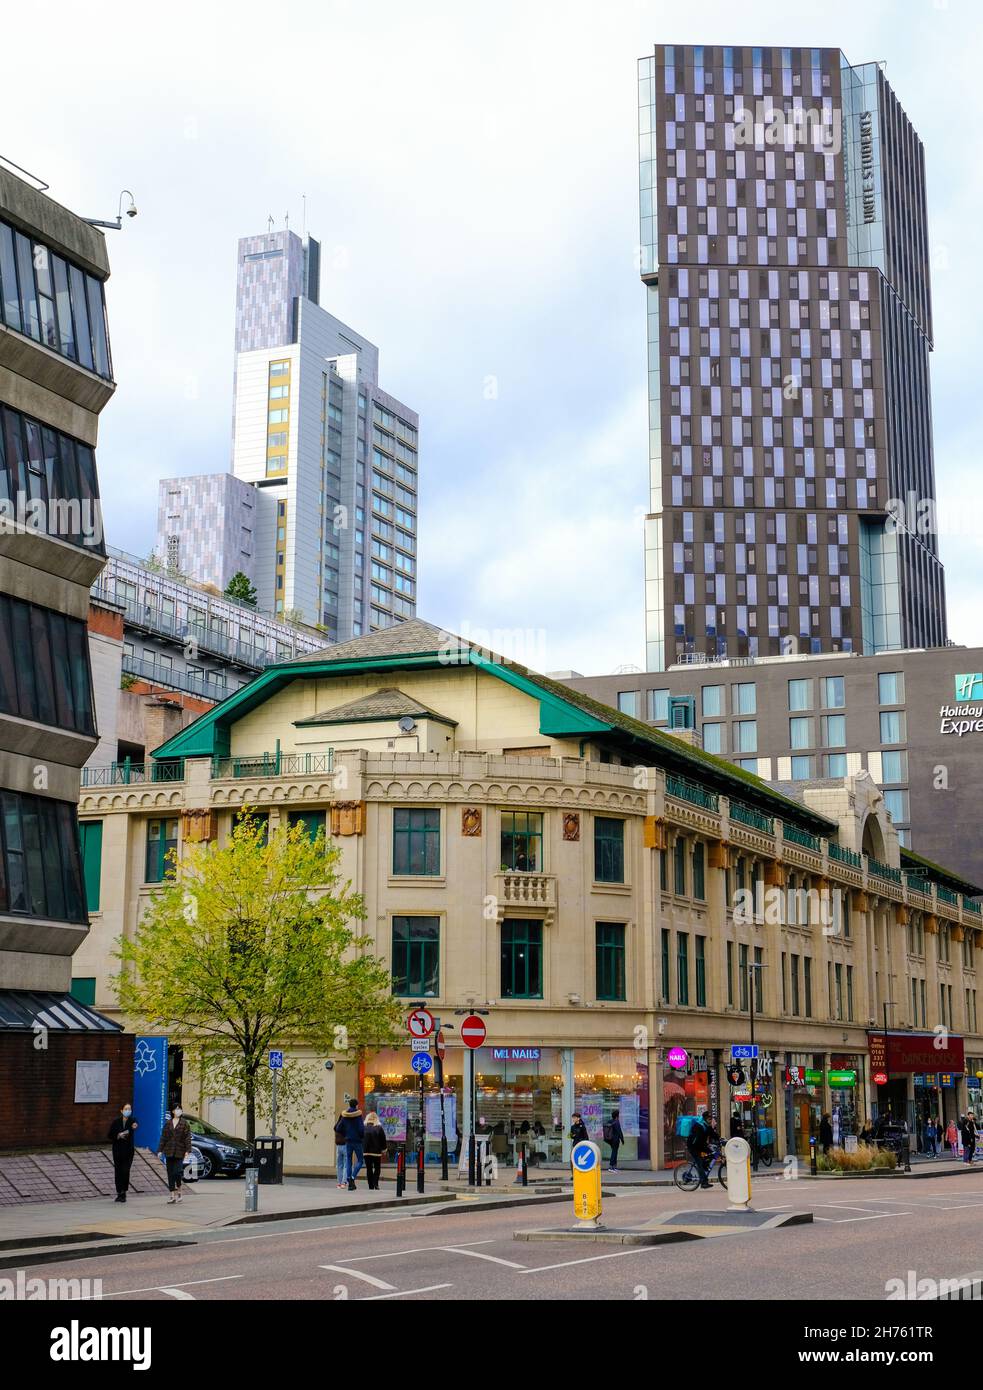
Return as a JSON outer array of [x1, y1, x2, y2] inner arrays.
[[708, 841, 730, 870], [642, 816, 666, 850], [461, 808, 482, 836], [562, 813, 580, 842], [181, 809, 216, 843], [894, 903, 908, 926], [924, 914, 939, 935], [330, 801, 365, 836]]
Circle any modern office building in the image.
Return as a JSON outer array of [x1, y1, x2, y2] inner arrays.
[[562, 644, 983, 887], [76, 619, 983, 1168], [85, 545, 329, 777], [158, 227, 420, 642], [638, 45, 946, 670], [0, 162, 133, 1147]]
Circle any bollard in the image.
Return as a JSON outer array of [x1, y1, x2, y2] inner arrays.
[[417, 1141, 425, 1194], [396, 1145, 405, 1198], [903, 1139, 911, 1174], [809, 1135, 818, 1176], [468, 1135, 475, 1188], [520, 1142, 528, 1187], [244, 1165, 258, 1213]]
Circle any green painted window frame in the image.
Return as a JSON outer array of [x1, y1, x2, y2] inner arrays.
[[692, 841, 705, 900], [677, 931, 690, 1006], [70, 977, 95, 1006], [661, 928, 671, 1002], [659, 848, 667, 892], [500, 919, 543, 999], [393, 807, 441, 876], [593, 817, 625, 884], [727, 939, 734, 1008], [79, 819, 102, 913], [595, 922, 626, 1001], [287, 809, 325, 841], [673, 836, 687, 896], [145, 818, 178, 883], [695, 936, 706, 1007], [500, 810, 543, 873], [391, 915, 439, 997]]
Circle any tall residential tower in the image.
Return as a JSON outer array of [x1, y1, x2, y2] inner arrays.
[[638, 45, 946, 669], [156, 227, 419, 643]]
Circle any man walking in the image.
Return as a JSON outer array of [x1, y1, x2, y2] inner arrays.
[[961, 1112, 977, 1164], [339, 1098, 365, 1191], [605, 1108, 625, 1172]]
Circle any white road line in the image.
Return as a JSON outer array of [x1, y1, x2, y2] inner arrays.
[[319, 1264, 396, 1290], [205, 1213, 429, 1245], [814, 1203, 901, 1213], [813, 1212, 903, 1223], [520, 1248, 653, 1274], [159, 1287, 195, 1300], [93, 1275, 243, 1299], [345, 1239, 497, 1263], [440, 1246, 527, 1269], [756, 1204, 792, 1211], [364, 1283, 454, 1300]]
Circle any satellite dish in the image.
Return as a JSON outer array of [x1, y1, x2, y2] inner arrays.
[[398, 715, 417, 733]]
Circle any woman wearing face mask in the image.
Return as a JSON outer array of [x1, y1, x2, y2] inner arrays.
[[157, 1105, 193, 1204], [107, 1103, 139, 1203]]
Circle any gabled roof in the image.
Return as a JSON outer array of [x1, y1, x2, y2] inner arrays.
[[151, 617, 836, 833], [295, 686, 457, 728]]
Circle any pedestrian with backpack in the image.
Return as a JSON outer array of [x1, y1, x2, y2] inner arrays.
[[686, 1109, 718, 1190], [604, 1109, 625, 1172]]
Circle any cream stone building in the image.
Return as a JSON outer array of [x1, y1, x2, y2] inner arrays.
[[74, 620, 983, 1171]]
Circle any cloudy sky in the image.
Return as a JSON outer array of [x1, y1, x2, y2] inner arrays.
[[5, 0, 982, 674]]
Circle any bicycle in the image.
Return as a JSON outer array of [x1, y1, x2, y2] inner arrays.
[[673, 1141, 728, 1192]]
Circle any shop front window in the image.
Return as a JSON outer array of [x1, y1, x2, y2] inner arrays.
[[364, 1047, 462, 1166], [473, 1047, 565, 1166], [576, 1048, 649, 1163]]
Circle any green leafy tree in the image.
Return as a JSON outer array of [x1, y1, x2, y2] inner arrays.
[[113, 813, 401, 1142], [224, 571, 258, 608]]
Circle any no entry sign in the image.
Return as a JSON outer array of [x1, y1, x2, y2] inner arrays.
[[461, 1014, 486, 1049]]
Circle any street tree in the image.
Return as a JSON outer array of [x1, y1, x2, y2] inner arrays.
[[113, 812, 401, 1141]]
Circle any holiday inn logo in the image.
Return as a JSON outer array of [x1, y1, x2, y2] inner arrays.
[[955, 674, 983, 702]]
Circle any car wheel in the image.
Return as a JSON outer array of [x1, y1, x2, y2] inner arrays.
[[186, 1146, 211, 1181]]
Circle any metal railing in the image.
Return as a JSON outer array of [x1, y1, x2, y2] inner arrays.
[[728, 800, 774, 835], [81, 759, 185, 788], [122, 653, 242, 704], [665, 773, 719, 813], [828, 842, 862, 869], [867, 857, 902, 885], [905, 874, 931, 895], [937, 885, 959, 907], [783, 824, 820, 853], [965, 899, 982, 915], [211, 751, 335, 779]]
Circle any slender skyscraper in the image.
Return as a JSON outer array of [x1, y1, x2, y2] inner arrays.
[[638, 45, 946, 669]]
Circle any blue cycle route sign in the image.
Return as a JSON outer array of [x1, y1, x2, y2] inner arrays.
[[269, 1050, 283, 1070], [571, 1141, 598, 1172], [730, 1045, 758, 1060], [411, 1053, 433, 1075]]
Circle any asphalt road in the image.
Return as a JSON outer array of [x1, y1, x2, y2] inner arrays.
[[16, 1171, 983, 1301]]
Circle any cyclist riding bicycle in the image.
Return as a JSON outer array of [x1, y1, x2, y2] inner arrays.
[[686, 1109, 720, 1190]]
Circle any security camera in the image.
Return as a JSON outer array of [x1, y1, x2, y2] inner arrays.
[[324, 1060, 334, 1070], [126, 204, 138, 219]]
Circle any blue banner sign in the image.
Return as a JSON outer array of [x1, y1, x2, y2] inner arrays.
[[491, 1048, 541, 1062], [132, 1036, 168, 1151]]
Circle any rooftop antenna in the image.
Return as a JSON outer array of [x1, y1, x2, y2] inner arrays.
[[284, 211, 289, 231], [267, 214, 274, 232], [302, 193, 307, 237]]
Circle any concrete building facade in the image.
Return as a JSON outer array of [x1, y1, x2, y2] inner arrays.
[[76, 620, 983, 1170], [563, 645, 983, 889], [0, 165, 114, 993]]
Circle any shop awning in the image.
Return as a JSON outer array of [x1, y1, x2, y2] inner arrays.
[[0, 989, 122, 1033]]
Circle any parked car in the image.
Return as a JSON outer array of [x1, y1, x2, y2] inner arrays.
[[182, 1114, 252, 1180]]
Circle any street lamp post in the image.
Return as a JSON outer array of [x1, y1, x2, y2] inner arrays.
[[748, 960, 766, 1170]]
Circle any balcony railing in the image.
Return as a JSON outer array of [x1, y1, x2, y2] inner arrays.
[[937, 885, 959, 907], [211, 751, 335, 779], [868, 858, 902, 885], [81, 759, 185, 788], [497, 872, 557, 911], [729, 801, 774, 835], [122, 653, 243, 705], [965, 899, 982, 915], [783, 824, 820, 853], [828, 842, 862, 869], [665, 773, 719, 813], [905, 874, 931, 895]]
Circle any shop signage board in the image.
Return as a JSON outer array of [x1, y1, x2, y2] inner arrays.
[[491, 1047, 541, 1061], [667, 1046, 688, 1069], [969, 1076, 982, 1091], [873, 1071, 889, 1086], [940, 1072, 957, 1088], [785, 1066, 822, 1087], [828, 1070, 857, 1087], [867, 1030, 965, 1073]]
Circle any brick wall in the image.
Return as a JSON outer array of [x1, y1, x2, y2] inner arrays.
[[0, 1033, 135, 1150]]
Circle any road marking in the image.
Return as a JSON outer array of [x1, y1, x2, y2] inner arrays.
[[93, 1275, 243, 1299], [205, 1213, 430, 1245], [813, 1212, 902, 1223], [338, 1239, 497, 1262], [440, 1246, 527, 1269], [363, 1283, 454, 1300], [320, 1264, 396, 1290], [159, 1287, 195, 1300], [814, 1203, 902, 1213], [520, 1248, 653, 1274]]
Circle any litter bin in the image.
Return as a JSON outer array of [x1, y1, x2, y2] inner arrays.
[[255, 1136, 284, 1185]]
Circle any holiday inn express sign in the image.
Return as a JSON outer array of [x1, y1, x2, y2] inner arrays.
[[940, 675, 983, 736]]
